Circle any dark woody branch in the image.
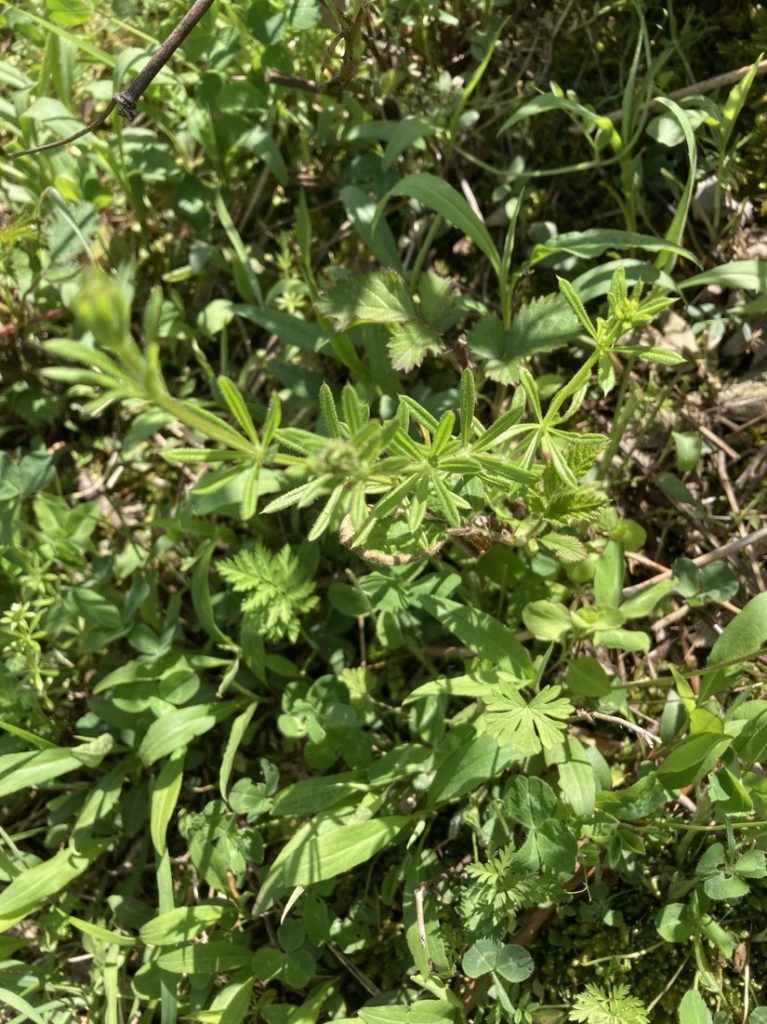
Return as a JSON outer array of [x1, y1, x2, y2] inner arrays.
[[4, 0, 217, 160]]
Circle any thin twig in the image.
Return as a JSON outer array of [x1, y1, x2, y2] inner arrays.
[[414, 885, 428, 948], [605, 58, 767, 126], [4, 0, 216, 159], [575, 709, 661, 747], [622, 523, 767, 599]]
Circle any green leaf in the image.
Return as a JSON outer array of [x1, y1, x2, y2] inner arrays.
[[522, 600, 571, 642], [150, 751, 185, 855], [672, 558, 738, 607], [593, 627, 650, 652], [217, 376, 259, 445], [557, 277, 596, 339], [220, 703, 258, 802], [540, 532, 588, 563], [319, 271, 415, 331], [271, 772, 366, 816], [483, 684, 573, 755], [388, 321, 441, 371], [562, 657, 612, 697], [340, 185, 402, 270], [615, 344, 686, 366], [255, 816, 410, 913], [46, 0, 94, 26], [382, 173, 501, 275], [0, 986, 45, 1023], [557, 739, 596, 816], [702, 593, 767, 699], [459, 369, 476, 444], [467, 297, 580, 383], [620, 579, 675, 619], [503, 776, 557, 827], [672, 431, 702, 472], [679, 261, 767, 292], [530, 229, 697, 266], [652, 99, 697, 274], [427, 731, 507, 807], [657, 733, 732, 789], [655, 903, 696, 943], [0, 738, 112, 798], [232, 305, 324, 351], [594, 541, 624, 609], [570, 983, 649, 1024], [191, 540, 234, 646], [404, 675, 495, 703], [420, 595, 533, 679], [463, 939, 534, 982], [157, 941, 254, 975], [501, 91, 619, 143], [678, 990, 712, 1024], [214, 192, 263, 305], [138, 703, 237, 766], [382, 116, 437, 168], [140, 904, 233, 946], [703, 873, 750, 901], [0, 843, 104, 930]]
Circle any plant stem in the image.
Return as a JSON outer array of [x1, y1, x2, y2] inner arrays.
[[7, 0, 216, 158]]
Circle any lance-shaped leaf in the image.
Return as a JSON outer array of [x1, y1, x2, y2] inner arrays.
[[255, 815, 410, 913]]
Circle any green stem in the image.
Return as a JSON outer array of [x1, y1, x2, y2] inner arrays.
[[408, 214, 443, 289], [544, 349, 600, 425], [597, 357, 638, 480]]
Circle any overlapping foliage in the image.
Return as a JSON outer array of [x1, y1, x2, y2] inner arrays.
[[1, 1, 767, 1023]]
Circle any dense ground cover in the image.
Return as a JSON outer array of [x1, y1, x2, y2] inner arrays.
[[1, 1, 767, 1021]]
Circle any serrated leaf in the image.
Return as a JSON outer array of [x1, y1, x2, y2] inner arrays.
[[467, 297, 580, 382], [319, 271, 415, 331], [540, 532, 587, 562], [388, 321, 441, 371]]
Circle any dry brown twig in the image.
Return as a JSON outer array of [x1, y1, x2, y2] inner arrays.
[[3, 0, 217, 160], [605, 57, 767, 126]]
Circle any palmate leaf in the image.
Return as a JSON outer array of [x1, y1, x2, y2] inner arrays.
[[483, 683, 573, 755], [467, 296, 581, 383]]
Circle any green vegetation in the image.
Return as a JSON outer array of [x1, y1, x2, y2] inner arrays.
[[1, 1, 767, 1022]]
